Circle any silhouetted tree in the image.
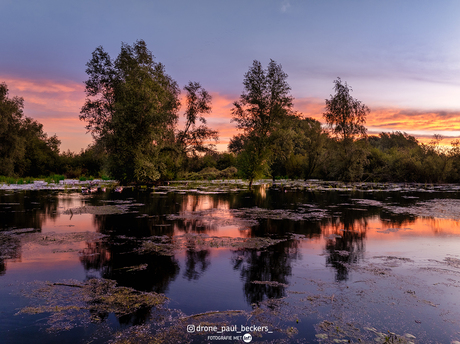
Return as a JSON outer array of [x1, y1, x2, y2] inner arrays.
[[0, 82, 60, 177], [322, 78, 370, 181], [323, 77, 369, 142], [177, 81, 218, 156]]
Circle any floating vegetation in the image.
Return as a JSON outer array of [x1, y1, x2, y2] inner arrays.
[[444, 257, 460, 268], [0, 232, 22, 260], [4, 182, 460, 343], [383, 199, 460, 220], [21, 231, 106, 246], [251, 280, 289, 288], [140, 233, 287, 256], [0, 178, 116, 191], [140, 241, 176, 256], [167, 206, 329, 231], [62, 205, 125, 215], [376, 227, 413, 234], [167, 209, 258, 228], [17, 279, 168, 332], [0, 228, 106, 263], [364, 327, 416, 344], [232, 206, 329, 221], [115, 264, 149, 272]]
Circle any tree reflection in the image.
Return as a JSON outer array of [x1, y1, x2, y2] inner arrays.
[[0, 190, 59, 230], [0, 235, 21, 275], [323, 218, 367, 281], [80, 212, 181, 328], [183, 249, 211, 280], [0, 190, 62, 275], [232, 239, 300, 304]]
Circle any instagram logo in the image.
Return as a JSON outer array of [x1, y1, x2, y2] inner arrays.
[[187, 325, 195, 333]]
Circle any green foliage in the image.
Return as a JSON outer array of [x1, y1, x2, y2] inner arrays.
[[183, 166, 238, 180], [51, 174, 65, 183], [231, 59, 294, 187], [216, 153, 236, 171], [198, 167, 220, 180], [80, 40, 180, 184], [0, 82, 60, 177], [320, 78, 370, 181], [270, 116, 327, 180], [321, 138, 369, 181], [236, 140, 271, 182]]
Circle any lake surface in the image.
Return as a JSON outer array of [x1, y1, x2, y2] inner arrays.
[[1, 181, 460, 343]]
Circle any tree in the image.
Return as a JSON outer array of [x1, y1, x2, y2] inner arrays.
[[323, 77, 369, 142], [270, 116, 328, 180], [19, 118, 60, 177], [322, 78, 370, 181], [1, 82, 60, 177], [230, 59, 294, 188], [0, 82, 25, 176], [80, 40, 181, 184], [176, 81, 218, 156]]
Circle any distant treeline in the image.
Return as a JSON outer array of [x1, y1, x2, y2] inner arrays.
[[2, 40, 460, 184]]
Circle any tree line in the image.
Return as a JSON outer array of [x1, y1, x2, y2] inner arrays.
[[1, 40, 460, 184]]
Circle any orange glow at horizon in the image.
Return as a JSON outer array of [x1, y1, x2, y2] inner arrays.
[[3, 75, 460, 153]]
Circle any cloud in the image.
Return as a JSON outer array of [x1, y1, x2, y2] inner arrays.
[[281, 0, 291, 13], [3, 76, 85, 118], [4, 76, 460, 153], [2, 76, 89, 152], [293, 95, 460, 144]]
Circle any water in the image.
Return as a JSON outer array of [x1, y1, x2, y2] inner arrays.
[[1, 183, 460, 343]]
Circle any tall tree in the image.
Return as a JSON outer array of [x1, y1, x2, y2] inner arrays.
[[177, 81, 218, 156], [80, 40, 181, 183], [231, 59, 294, 188], [323, 77, 369, 142], [323, 78, 370, 181]]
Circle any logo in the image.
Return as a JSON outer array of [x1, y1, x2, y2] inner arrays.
[[187, 325, 195, 333], [243, 333, 252, 343]]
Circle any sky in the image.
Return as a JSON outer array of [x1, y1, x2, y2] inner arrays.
[[1, 0, 460, 152]]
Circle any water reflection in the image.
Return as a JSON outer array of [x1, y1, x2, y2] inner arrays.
[[183, 249, 211, 280], [323, 220, 367, 281], [0, 235, 21, 275], [0, 191, 58, 230], [3, 186, 460, 343], [78, 230, 180, 294], [232, 239, 300, 304]]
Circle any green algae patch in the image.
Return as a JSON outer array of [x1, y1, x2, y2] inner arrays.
[[252, 280, 289, 288], [20, 231, 106, 247], [62, 205, 125, 215], [383, 199, 460, 220], [17, 278, 168, 332], [140, 233, 287, 256]]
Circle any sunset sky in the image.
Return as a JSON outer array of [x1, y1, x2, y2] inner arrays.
[[1, 0, 460, 152]]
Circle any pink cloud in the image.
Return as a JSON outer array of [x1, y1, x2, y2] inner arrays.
[[2, 76, 89, 152]]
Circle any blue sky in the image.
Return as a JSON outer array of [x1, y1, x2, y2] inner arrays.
[[1, 0, 460, 151]]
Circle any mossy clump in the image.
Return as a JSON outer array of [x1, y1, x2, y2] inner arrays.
[[17, 279, 168, 332], [62, 205, 125, 215]]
